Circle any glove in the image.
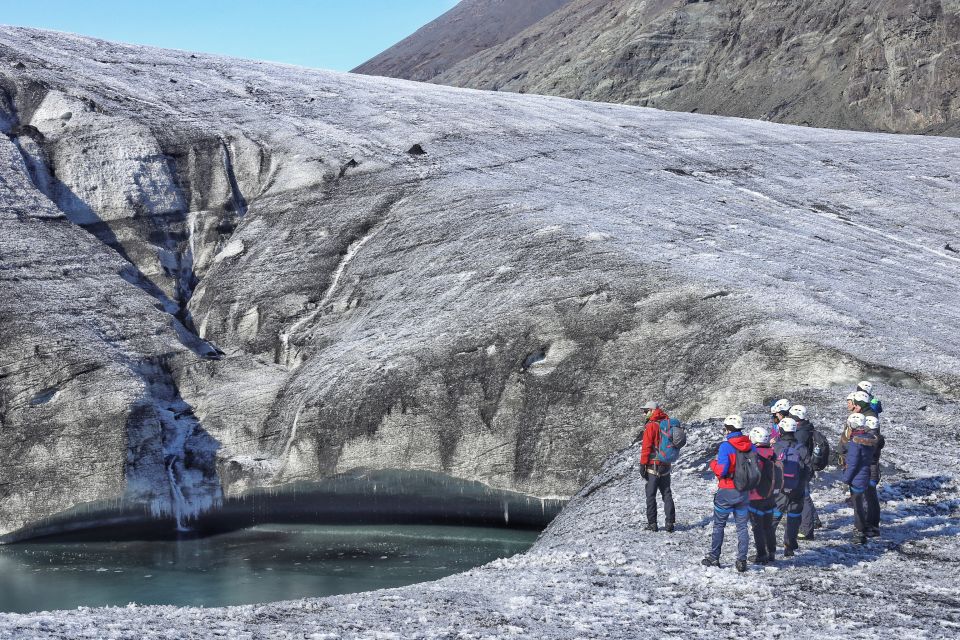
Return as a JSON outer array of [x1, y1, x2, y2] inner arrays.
[[639, 465, 649, 480]]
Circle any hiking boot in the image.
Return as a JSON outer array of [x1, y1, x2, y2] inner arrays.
[[750, 554, 770, 565], [865, 527, 880, 538], [644, 522, 658, 532], [814, 518, 824, 530], [736, 559, 748, 573], [783, 546, 795, 558], [701, 555, 720, 568], [797, 532, 815, 541], [853, 533, 867, 545], [664, 523, 675, 533]]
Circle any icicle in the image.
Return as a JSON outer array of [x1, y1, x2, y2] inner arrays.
[[165, 458, 191, 532]]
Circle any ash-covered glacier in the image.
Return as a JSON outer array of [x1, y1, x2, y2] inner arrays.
[[1, 25, 959, 547]]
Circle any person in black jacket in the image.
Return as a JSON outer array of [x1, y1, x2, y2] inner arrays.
[[773, 417, 810, 557], [864, 415, 885, 537], [790, 405, 821, 540]]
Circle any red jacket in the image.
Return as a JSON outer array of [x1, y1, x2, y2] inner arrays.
[[639, 408, 670, 465], [710, 432, 754, 489]]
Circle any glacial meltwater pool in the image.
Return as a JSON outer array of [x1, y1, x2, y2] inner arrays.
[[0, 524, 538, 613]]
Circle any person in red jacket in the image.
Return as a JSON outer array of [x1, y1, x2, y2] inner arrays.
[[638, 401, 676, 532], [702, 415, 755, 572]]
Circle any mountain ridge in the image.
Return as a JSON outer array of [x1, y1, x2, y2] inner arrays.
[[357, 0, 960, 136]]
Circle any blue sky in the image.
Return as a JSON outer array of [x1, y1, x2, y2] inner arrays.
[[1, 1, 460, 72]]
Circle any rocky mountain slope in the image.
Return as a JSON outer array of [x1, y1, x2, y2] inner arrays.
[[4, 386, 958, 637], [1, 26, 959, 541], [352, 0, 572, 82], [359, 0, 960, 136]]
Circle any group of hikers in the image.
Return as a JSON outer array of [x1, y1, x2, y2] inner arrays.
[[636, 381, 886, 571]]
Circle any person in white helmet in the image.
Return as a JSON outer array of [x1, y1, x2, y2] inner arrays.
[[769, 398, 790, 444], [852, 390, 877, 418], [702, 414, 755, 573], [864, 415, 885, 537], [845, 392, 857, 413], [747, 425, 780, 564], [772, 417, 810, 557], [857, 380, 884, 416], [842, 413, 877, 544], [789, 404, 822, 540], [838, 392, 860, 469]]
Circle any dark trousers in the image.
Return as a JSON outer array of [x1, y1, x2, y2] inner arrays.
[[645, 470, 675, 525], [710, 488, 750, 561], [865, 480, 880, 529], [774, 486, 804, 549], [749, 497, 777, 559], [800, 487, 818, 537], [850, 485, 869, 533]]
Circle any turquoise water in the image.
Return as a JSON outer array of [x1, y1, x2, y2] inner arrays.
[[0, 525, 538, 613]]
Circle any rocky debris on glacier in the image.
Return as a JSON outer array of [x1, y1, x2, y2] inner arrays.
[[2, 384, 957, 638], [1, 25, 960, 541], [359, 0, 960, 136]]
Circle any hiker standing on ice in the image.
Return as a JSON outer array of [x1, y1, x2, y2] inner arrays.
[[864, 415, 885, 537], [772, 417, 809, 557], [838, 392, 861, 469], [841, 413, 877, 544], [790, 405, 825, 539], [852, 390, 877, 418], [702, 415, 756, 572], [769, 398, 790, 444], [747, 425, 781, 565], [839, 386, 879, 467], [638, 401, 682, 532], [856, 380, 884, 416]]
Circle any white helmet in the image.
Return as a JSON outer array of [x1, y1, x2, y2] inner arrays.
[[789, 405, 807, 420], [846, 392, 857, 402], [641, 401, 660, 410], [770, 398, 790, 414], [853, 391, 870, 404], [864, 416, 879, 430], [724, 414, 743, 430], [847, 413, 866, 428], [857, 381, 873, 394], [779, 417, 798, 432], [749, 425, 771, 446]]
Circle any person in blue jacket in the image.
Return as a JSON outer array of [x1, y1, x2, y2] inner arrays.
[[702, 414, 755, 573], [841, 413, 878, 544], [864, 415, 885, 537], [773, 417, 809, 557]]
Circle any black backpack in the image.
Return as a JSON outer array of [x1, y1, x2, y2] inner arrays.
[[733, 450, 762, 492], [810, 430, 831, 471]]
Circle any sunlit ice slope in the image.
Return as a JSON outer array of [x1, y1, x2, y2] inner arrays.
[[0, 26, 958, 541]]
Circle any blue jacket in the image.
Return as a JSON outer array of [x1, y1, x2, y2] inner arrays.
[[842, 429, 877, 490], [710, 431, 754, 489], [773, 432, 810, 492]]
